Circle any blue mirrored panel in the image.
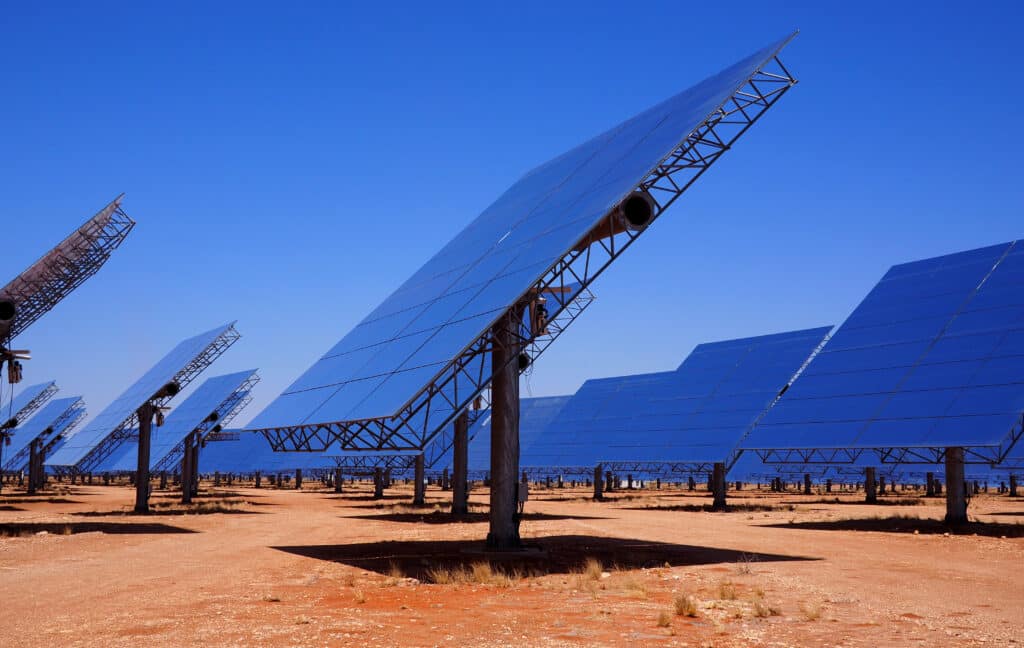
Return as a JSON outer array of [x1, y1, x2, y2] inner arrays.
[[47, 323, 236, 468], [2, 381, 56, 426], [105, 370, 258, 472], [199, 429, 342, 473], [525, 327, 831, 469], [424, 396, 571, 473], [248, 33, 797, 431], [741, 241, 1024, 456], [2, 397, 83, 471]]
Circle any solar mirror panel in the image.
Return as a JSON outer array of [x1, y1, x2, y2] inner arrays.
[[0, 196, 134, 342], [108, 369, 259, 473], [2, 396, 84, 471], [741, 241, 1024, 463], [526, 328, 831, 473], [249, 33, 799, 454], [1, 381, 58, 429], [200, 430, 342, 474], [47, 323, 240, 471]]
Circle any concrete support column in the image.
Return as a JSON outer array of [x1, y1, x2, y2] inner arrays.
[[711, 462, 727, 511], [687, 476, 695, 492], [452, 409, 469, 515], [295, 469, 303, 490], [413, 454, 425, 506], [134, 402, 155, 514], [865, 467, 877, 504], [486, 310, 522, 550], [593, 463, 603, 500], [255, 471, 262, 489], [384, 468, 392, 489], [944, 447, 968, 525], [1010, 474, 1018, 497], [441, 468, 450, 491], [825, 479, 832, 493], [159, 471, 168, 490], [926, 472, 936, 497], [878, 475, 886, 495], [606, 471, 615, 493], [334, 468, 343, 493], [373, 467, 384, 499], [803, 473, 812, 495]]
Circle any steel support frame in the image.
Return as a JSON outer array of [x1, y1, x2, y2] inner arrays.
[[152, 372, 260, 473], [2, 398, 85, 472], [260, 55, 798, 455], [1, 200, 135, 343], [66, 324, 242, 474]]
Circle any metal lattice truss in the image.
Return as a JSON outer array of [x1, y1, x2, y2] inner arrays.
[[1, 382, 58, 431], [3, 397, 85, 472], [43, 404, 87, 454], [262, 54, 799, 455], [0, 196, 135, 344], [752, 413, 1024, 467], [73, 324, 241, 473], [153, 372, 261, 473]]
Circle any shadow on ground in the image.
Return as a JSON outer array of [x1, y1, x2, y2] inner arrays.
[[323, 494, 412, 503], [779, 498, 927, 507], [619, 503, 780, 513], [348, 511, 613, 525], [74, 505, 264, 517], [0, 522, 196, 536], [762, 517, 1024, 537], [0, 497, 81, 505], [272, 535, 818, 581]]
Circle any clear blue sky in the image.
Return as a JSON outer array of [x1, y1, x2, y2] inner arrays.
[[2, 1, 1023, 426]]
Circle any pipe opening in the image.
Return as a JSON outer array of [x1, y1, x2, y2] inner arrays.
[[0, 301, 15, 322], [618, 192, 655, 230]]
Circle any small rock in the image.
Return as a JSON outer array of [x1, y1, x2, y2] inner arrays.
[[35, 531, 48, 536], [600, 572, 611, 579]]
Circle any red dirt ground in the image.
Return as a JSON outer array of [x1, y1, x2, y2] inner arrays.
[[1, 480, 1021, 646]]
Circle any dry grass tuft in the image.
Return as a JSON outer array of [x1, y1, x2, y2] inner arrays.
[[799, 601, 822, 621], [354, 589, 367, 604], [674, 592, 699, 617], [340, 571, 356, 587], [735, 553, 755, 575], [425, 562, 517, 587], [262, 594, 281, 603], [656, 610, 673, 627], [578, 558, 603, 581], [717, 580, 738, 600], [387, 562, 405, 579], [619, 574, 648, 598]]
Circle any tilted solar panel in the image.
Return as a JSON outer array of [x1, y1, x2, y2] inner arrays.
[[1, 381, 57, 429], [2, 396, 84, 471], [199, 430, 343, 474], [108, 369, 259, 473], [525, 327, 831, 474], [741, 241, 1024, 463], [47, 323, 240, 471], [427, 396, 572, 475], [249, 33, 799, 453]]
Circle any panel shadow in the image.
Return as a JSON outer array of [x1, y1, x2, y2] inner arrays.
[[272, 535, 818, 581]]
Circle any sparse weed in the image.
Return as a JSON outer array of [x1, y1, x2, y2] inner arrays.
[[735, 553, 755, 575], [262, 594, 281, 603], [674, 593, 699, 617], [354, 589, 367, 604], [656, 610, 672, 627]]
